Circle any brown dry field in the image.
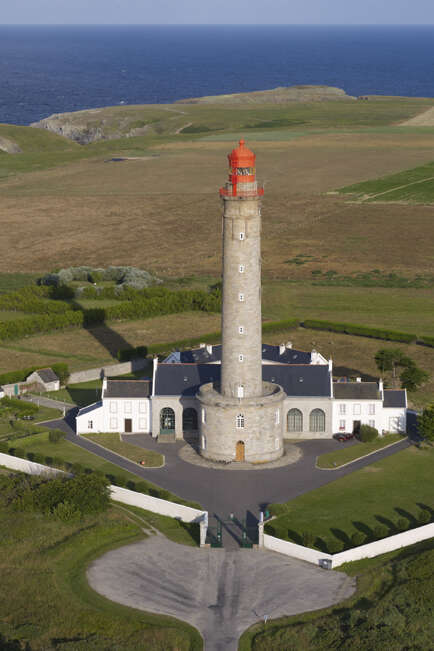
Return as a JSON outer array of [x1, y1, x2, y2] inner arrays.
[[1, 131, 434, 277], [0, 312, 221, 374]]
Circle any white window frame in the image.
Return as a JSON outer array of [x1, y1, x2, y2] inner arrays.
[[236, 413, 245, 429], [339, 419, 346, 430], [239, 232, 245, 241], [124, 401, 132, 414], [238, 354, 244, 362], [369, 420, 376, 428], [139, 401, 147, 413], [353, 403, 361, 415], [110, 417, 118, 430], [369, 403, 376, 415], [239, 264, 245, 273], [88, 420, 93, 430], [275, 410, 280, 425], [139, 418, 147, 431], [238, 325, 244, 334], [202, 408, 206, 424], [239, 293, 245, 302], [109, 401, 117, 413], [237, 385, 244, 398], [339, 404, 346, 415]]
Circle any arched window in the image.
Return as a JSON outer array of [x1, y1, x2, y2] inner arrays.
[[236, 413, 245, 429], [183, 407, 198, 431], [287, 409, 303, 432], [310, 408, 325, 432], [160, 407, 175, 431]]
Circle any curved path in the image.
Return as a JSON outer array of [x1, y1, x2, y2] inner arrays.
[[88, 534, 356, 651]]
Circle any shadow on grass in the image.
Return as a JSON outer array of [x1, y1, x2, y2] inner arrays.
[[375, 514, 397, 532], [395, 507, 417, 527]]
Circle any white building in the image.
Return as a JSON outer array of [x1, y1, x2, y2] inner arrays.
[[26, 368, 60, 392]]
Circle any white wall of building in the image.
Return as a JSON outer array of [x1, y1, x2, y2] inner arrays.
[[332, 398, 383, 434], [76, 398, 151, 434], [381, 408, 407, 434]]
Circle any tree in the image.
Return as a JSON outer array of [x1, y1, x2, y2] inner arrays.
[[400, 365, 429, 392], [417, 405, 434, 442], [374, 348, 414, 382]]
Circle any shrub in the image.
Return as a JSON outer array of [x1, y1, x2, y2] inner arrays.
[[52, 500, 81, 522], [327, 539, 344, 554], [417, 510, 431, 525], [70, 462, 85, 475], [374, 525, 389, 539], [302, 531, 315, 548], [302, 319, 417, 344], [351, 532, 366, 547], [0, 441, 8, 453], [48, 429, 66, 444], [358, 424, 379, 442], [396, 518, 410, 531], [44, 456, 54, 466]]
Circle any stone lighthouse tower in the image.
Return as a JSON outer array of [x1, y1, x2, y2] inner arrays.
[[197, 140, 286, 463]]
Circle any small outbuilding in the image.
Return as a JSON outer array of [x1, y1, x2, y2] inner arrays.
[[26, 368, 60, 392]]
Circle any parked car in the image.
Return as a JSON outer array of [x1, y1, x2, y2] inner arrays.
[[333, 432, 354, 442]]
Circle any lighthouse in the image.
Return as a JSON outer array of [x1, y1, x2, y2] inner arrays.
[[197, 140, 286, 463]]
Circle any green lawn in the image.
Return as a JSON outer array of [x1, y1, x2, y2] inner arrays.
[[266, 446, 434, 551], [0, 502, 202, 650], [0, 405, 62, 439], [44, 379, 102, 406], [338, 159, 434, 203], [114, 502, 200, 547], [316, 433, 404, 469], [240, 538, 434, 651], [82, 433, 163, 467]]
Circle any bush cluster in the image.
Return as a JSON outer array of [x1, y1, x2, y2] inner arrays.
[[302, 319, 417, 343], [419, 335, 434, 348], [358, 424, 379, 442], [40, 265, 161, 290], [0, 472, 110, 519], [0, 311, 84, 342], [0, 363, 69, 386], [0, 286, 72, 314]]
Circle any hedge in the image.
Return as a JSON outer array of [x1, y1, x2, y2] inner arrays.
[[0, 311, 84, 342], [302, 319, 417, 343], [418, 336, 434, 348], [0, 286, 72, 314]]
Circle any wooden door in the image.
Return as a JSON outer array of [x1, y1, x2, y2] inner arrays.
[[124, 418, 132, 433], [236, 440, 245, 462]]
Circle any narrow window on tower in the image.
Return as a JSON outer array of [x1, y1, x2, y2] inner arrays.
[[239, 293, 244, 302], [239, 354, 244, 362], [202, 408, 206, 424], [239, 325, 244, 334], [236, 414, 245, 428], [275, 410, 280, 425], [239, 232, 245, 241], [239, 264, 245, 273], [237, 385, 244, 398]]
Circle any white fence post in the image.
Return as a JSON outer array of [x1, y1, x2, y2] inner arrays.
[[258, 511, 265, 547], [200, 512, 208, 547]]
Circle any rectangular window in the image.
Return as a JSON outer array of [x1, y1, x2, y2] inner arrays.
[[236, 414, 245, 428], [139, 418, 147, 431], [124, 401, 132, 414], [369, 403, 376, 415], [110, 417, 118, 429], [238, 354, 244, 362], [239, 232, 245, 240], [353, 404, 361, 415], [239, 264, 245, 273], [202, 408, 206, 423], [109, 402, 117, 413], [369, 420, 375, 428], [275, 410, 280, 425], [88, 420, 93, 430], [139, 401, 147, 413], [339, 404, 346, 415], [339, 419, 346, 430], [237, 385, 244, 398], [238, 325, 244, 334], [239, 293, 244, 302]]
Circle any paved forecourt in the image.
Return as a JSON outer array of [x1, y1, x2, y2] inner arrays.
[[88, 533, 356, 651]]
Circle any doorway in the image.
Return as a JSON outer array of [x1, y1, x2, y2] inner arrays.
[[235, 440, 245, 462], [124, 418, 132, 433], [352, 420, 361, 436]]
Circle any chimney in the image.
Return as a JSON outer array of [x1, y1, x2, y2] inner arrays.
[[279, 343, 285, 355], [328, 358, 333, 372], [379, 378, 384, 399], [199, 342, 206, 348], [286, 341, 292, 349], [206, 344, 213, 355], [356, 377, 361, 383]]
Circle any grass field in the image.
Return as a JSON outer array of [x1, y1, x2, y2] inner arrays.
[[0, 405, 61, 438], [339, 159, 434, 202], [265, 445, 434, 551], [44, 379, 103, 406], [0, 502, 202, 650], [240, 538, 434, 650], [316, 433, 404, 469], [82, 432, 163, 467]]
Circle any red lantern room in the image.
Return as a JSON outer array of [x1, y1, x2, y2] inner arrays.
[[219, 139, 264, 198]]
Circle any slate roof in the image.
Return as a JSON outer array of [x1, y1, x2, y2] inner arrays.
[[162, 344, 312, 365], [154, 363, 332, 397], [35, 368, 59, 383], [104, 380, 151, 399], [77, 401, 103, 416], [383, 390, 406, 408], [333, 382, 380, 400]]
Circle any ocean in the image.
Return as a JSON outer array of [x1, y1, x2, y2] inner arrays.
[[1, 24, 434, 126]]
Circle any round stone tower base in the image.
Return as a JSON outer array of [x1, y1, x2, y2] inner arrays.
[[197, 382, 287, 463]]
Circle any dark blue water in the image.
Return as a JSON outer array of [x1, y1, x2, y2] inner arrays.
[[1, 25, 434, 126]]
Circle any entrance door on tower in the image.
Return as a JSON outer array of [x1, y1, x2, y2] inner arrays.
[[236, 440, 245, 462], [124, 418, 132, 433]]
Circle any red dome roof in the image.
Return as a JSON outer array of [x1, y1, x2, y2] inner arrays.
[[228, 139, 256, 168]]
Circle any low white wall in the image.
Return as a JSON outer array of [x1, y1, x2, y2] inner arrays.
[[264, 534, 332, 565], [0, 451, 65, 477], [110, 485, 206, 524], [69, 358, 148, 384], [263, 524, 434, 568], [332, 523, 434, 567]]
